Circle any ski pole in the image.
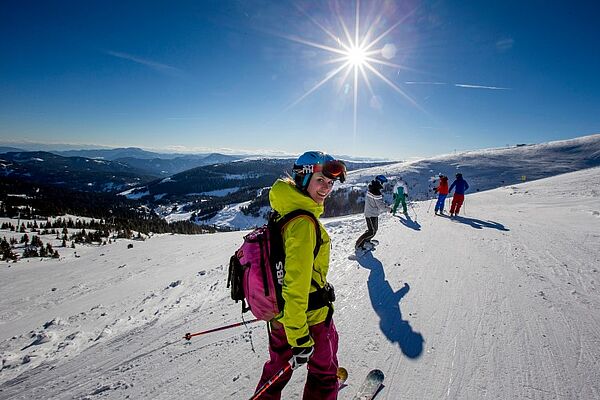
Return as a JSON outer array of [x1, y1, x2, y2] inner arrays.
[[250, 362, 293, 400], [409, 201, 418, 221], [183, 318, 260, 340], [427, 197, 434, 213]]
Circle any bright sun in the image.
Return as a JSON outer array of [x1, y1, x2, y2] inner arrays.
[[346, 45, 367, 67], [282, 0, 417, 138]]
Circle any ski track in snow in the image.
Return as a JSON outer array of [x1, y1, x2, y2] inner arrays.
[[0, 167, 600, 399]]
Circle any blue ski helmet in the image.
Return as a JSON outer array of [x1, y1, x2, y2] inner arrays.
[[375, 174, 388, 184], [292, 151, 347, 190]]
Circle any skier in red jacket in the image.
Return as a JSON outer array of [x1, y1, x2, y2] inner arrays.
[[433, 174, 449, 215]]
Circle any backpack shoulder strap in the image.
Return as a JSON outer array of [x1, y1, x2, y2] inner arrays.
[[275, 209, 322, 259], [275, 210, 333, 321]]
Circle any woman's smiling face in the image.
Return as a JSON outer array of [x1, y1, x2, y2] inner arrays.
[[306, 171, 335, 204]]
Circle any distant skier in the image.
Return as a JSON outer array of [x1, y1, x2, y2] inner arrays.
[[433, 174, 449, 215], [391, 177, 409, 216], [355, 175, 390, 251], [449, 173, 469, 216], [255, 151, 345, 399]]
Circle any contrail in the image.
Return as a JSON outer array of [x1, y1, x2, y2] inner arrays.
[[105, 50, 184, 77], [454, 83, 510, 90], [404, 81, 510, 90]]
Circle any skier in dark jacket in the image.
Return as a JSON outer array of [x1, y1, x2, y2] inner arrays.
[[449, 173, 469, 216]]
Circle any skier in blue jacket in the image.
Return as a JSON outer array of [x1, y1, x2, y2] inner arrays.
[[449, 173, 469, 216]]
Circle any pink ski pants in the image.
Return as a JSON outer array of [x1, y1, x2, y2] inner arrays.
[[255, 320, 339, 400]]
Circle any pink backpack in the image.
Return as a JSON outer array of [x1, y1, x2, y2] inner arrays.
[[227, 210, 322, 321]]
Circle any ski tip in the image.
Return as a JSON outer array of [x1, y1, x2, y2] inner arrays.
[[368, 369, 385, 380]]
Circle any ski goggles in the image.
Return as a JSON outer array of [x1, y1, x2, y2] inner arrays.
[[294, 159, 347, 183]]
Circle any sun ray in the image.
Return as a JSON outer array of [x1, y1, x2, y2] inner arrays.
[[359, 12, 383, 49], [335, 2, 355, 48], [281, 34, 349, 56], [337, 63, 355, 94], [285, 61, 351, 111], [362, 62, 423, 111], [359, 64, 375, 98], [353, 61, 359, 137], [354, 0, 360, 51], [282, 0, 420, 137], [363, 7, 417, 52], [295, 4, 345, 46], [364, 57, 408, 70]]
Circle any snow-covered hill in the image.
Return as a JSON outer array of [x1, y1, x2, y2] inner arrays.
[[1, 166, 599, 399], [198, 134, 600, 231], [341, 133, 600, 200]]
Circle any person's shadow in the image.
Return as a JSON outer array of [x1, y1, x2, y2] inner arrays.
[[394, 213, 421, 231], [451, 215, 509, 231], [356, 252, 424, 358]]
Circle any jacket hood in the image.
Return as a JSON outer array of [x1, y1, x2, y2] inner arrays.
[[269, 179, 324, 218]]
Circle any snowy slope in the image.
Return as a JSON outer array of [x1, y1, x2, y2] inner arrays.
[[1, 167, 600, 399], [202, 134, 600, 230], [341, 134, 600, 199]]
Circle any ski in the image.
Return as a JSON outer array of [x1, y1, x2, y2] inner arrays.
[[349, 240, 379, 260], [351, 369, 385, 400]]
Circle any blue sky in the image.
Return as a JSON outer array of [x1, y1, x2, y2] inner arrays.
[[1, 0, 599, 159]]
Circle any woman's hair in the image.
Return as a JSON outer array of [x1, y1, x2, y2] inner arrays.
[[282, 174, 296, 186]]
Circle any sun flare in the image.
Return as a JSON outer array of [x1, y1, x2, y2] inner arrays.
[[346, 45, 368, 67], [282, 0, 418, 138]]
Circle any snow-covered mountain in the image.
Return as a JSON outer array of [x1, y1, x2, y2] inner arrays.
[[1, 165, 599, 399], [341, 133, 600, 199], [198, 134, 600, 230]]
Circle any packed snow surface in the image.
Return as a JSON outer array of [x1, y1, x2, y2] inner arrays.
[[1, 167, 600, 399]]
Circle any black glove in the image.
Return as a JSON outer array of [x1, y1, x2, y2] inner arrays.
[[290, 346, 314, 369]]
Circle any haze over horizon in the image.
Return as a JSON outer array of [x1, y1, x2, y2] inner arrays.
[[1, 1, 599, 159]]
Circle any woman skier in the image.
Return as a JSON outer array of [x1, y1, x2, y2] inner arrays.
[[255, 151, 346, 400]]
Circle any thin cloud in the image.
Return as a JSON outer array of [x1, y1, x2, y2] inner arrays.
[[405, 81, 510, 90], [104, 50, 184, 77], [454, 83, 510, 90], [496, 38, 514, 52]]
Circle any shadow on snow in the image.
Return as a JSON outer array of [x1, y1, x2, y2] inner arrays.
[[450, 215, 509, 231], [355, 251, 424, 359], [393, 213, 421, 231]]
